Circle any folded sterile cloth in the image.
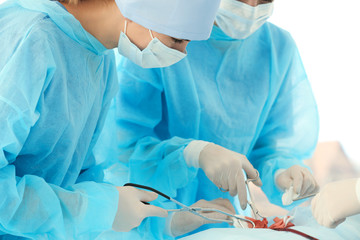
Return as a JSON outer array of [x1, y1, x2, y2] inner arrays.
[[282, 186, 300, 205]]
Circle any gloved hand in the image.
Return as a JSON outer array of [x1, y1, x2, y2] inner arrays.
[[311, 178, 360, 228], [199, 143, 262, 210], [112, 186, 168, 232], [276, 165, 319, 204], [170, 198, 236, 237]]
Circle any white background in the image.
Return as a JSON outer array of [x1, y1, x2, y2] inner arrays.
[[1, 0, 359, 167], [270, 0, 360, 169]]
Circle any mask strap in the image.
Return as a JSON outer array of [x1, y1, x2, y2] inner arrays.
[[149, 29, 154, 40], [124, 20, 128, 34]]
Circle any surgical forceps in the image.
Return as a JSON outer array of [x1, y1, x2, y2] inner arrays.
[[243, 170, 317, 219], [293, 192, 318, 201], [124, 183, 256, 228]]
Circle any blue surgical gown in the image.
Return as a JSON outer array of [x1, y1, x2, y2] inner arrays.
[[97, 23, 319, 239], [0, 0, 119, 239]]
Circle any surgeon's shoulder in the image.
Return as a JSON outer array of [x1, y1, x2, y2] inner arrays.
[[0, 4, 52, 34], [0, 4, 62, 52], [117, 55, 163, 90], [262, 22, 298, 51], [0, 6, 61, 73]]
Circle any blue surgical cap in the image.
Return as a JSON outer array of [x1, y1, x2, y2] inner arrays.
[[115, 0, 220, 41]]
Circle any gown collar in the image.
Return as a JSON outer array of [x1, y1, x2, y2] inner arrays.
[[17, 0, 109, 55]]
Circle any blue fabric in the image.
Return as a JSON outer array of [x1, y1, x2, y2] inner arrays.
[[96, 22, 319, 239], [0, 0, 120, 239], [114, 0, 220, 41]]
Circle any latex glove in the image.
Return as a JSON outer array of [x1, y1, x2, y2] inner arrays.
[[171, 198, 236, 237], [276, 165, 319, 205], [311, 178, 360, 228], [199, 143, 262, 210], [112, 186, 168, 232]]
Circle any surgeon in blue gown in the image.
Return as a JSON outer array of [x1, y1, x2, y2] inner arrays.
[[0, 0, 221, 238], [96, 0, 320, 238]]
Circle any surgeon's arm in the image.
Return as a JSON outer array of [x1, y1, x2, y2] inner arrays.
[[0, 88, 119, 239], [249, 43, 319, 208], [99, 59, 200, 198], [0, 36, 117, 238]]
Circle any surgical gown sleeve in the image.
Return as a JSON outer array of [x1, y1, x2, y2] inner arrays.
[[249, 37, 319, 208], [0, 28, 118, 239], [113, 59, 197, 196]]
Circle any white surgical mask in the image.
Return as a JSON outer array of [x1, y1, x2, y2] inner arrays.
[[215, 0, 274, 39], [117, 21, 186, 68]]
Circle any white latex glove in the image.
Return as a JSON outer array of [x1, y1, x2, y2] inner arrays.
[[171, 198, 236, 237], [276, 165, 319, 205], [311, 178, 360, 228], [199, 143, 262, 210], [112, 186, 168, 232]]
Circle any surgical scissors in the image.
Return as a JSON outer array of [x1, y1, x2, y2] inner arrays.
[[124, 183, 256, 228], [245, 170, 266, 220]]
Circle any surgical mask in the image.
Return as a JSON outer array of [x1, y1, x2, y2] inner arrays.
[[117, 21, 187, 68], [215, 0, 274, 39]]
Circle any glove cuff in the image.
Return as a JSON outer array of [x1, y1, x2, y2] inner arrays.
[[356, 178, 360, 205], [183, 140, 211, 168], [274, 168, 286, 191], [164, 211, 176, 237]]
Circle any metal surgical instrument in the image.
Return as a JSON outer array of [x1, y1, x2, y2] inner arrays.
[[124, 183, 256, 228], [245, 170, 266, 220]]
